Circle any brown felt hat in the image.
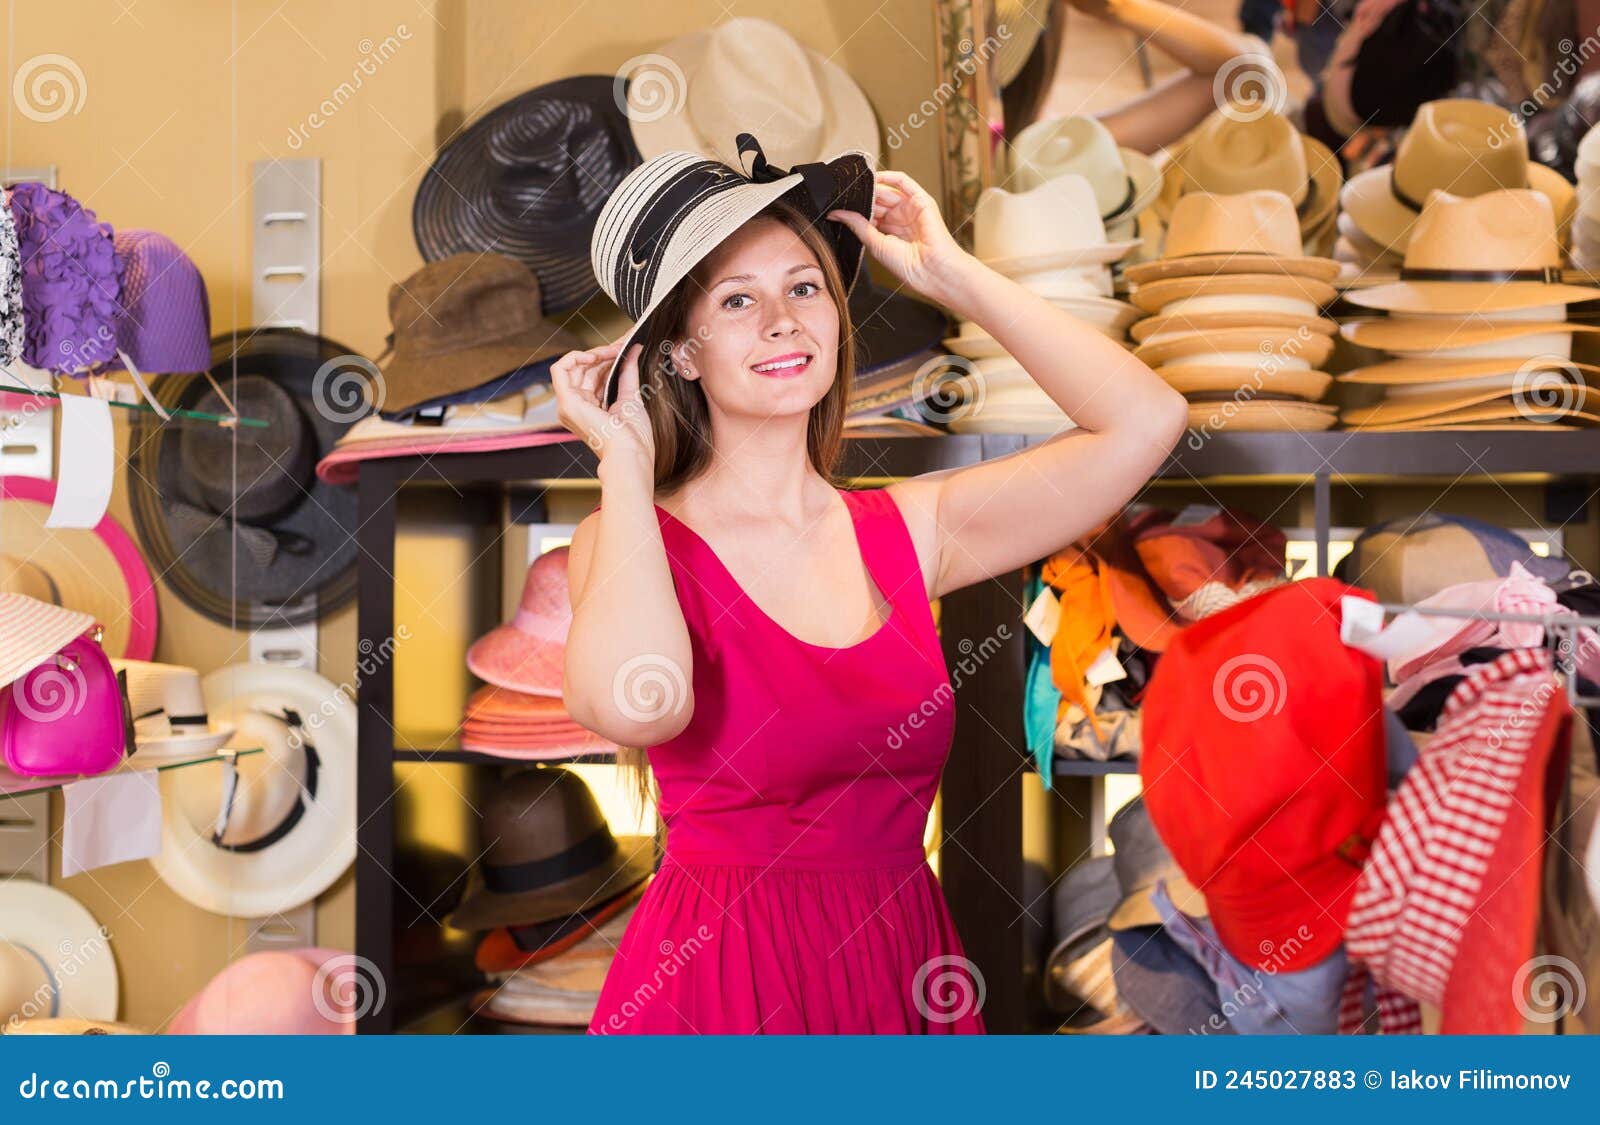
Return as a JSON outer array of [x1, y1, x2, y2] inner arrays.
[[445, 765, 656, 932], [378, 253, 582, 414]]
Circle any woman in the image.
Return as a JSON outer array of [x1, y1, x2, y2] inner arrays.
[[555, 140, 1187, 1034]]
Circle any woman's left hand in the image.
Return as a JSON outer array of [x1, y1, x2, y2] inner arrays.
[[828, 171, 974, 308]]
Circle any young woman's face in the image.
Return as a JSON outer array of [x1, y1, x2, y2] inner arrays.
[[674, 217, 840, 418]]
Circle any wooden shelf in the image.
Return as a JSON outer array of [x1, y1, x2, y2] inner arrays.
[[1053, 758, 1138, 776]]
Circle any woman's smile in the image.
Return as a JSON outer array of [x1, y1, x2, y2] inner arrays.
[[750, 351, 814, 378]]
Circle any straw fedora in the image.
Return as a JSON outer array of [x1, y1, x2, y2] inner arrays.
[[590, 132, 874, 408], [413, 76, 641, 315], [945, 296, 1140, 356], [1010, 116, 1161, 225], [1342, 190, 1600, 315], [445, 765, 656, 932], [973, 174, 1140, 276], [627, 18, 878, 171], [1124, 191, 1340, 286], [1133, 328, 1334, 369], [0, 881, 118, 1024], [111, 659, 235, 760], [1157, 111, 1341, 237], [1341, 99, 1577, 254], [126, 329, 364, 629], [1131, 309, 1336, 342], [1130, 272, 1335, 315], [0, 475, 157, 661], [151, 663, 355, 918], [1340, 369, 1600, 425], [1186, 398, 1337, 431], [1337, 355, 1600, 385], [377, 255, 581, 415]]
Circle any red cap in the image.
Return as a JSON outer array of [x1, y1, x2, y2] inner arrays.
[[1140, 578, 1386, 972]]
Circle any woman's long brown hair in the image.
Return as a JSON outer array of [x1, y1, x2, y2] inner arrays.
[[613, 199, 857, 821]]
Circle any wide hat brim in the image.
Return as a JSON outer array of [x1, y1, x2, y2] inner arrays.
[[1340, 161, 1578, 254], [1131, 272, 1336, 314], [1339, 318, 1600, 353], [0, 477, 158, 661], [600, 148, 875, 407], [413, 76, 640, 315], [1343, 395, 1600, 428], [127, 329, 364, 628], [1342, 278, 1600, 315], [1156, 364, 1331, 400], [445, 834, 657, 932], [150, 664, 356, 918], [1130, 310, 1336, 343], [380, 330, 581, 415], [0, 882, 118, 1021], [1186, 399, 1338, 431], [1338, 356, 1600, 385], [1134, 327, 1335, 369], [1156, 134, 1342, 232]]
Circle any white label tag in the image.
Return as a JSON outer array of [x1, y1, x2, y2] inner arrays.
[[211, 755, 241, 841], [1339, 595, 1387, 648], [1085, 645, 1128, 686], [1171, 504, 1222, 528], [1024, 587, 1061, 646]]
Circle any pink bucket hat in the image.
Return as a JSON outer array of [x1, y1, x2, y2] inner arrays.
[[164, 948, 362, 1035], [467, 547, 571, 696]]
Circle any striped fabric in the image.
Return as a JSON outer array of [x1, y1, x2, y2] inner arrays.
[[1341, 647, 1561, 1030], [0, 593, 96, 691]]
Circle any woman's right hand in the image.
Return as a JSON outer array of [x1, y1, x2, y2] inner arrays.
[[552, 339, 656, 472]]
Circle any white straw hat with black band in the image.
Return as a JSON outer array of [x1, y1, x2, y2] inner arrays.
[[590, 132, 875, 407]]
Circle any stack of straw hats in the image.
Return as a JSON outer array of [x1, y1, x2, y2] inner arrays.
[[939, 173, 1142, 433], [1572, 124, 1600, 271], [1338, 100, 1576, 278], [1154, 108, 1342, 258], [1126, 191, 1340, 433], [462, 546, 619, 759], [1338, 188, 1600, 430]]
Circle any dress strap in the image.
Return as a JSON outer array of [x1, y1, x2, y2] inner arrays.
[[840, 486, 940, 646]]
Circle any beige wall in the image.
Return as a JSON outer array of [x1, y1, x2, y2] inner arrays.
[[3, 0, 948, 1032]]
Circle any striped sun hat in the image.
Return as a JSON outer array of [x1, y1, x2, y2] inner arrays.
[[589, 132, 875, 407]]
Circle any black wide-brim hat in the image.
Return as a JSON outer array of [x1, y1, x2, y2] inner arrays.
[[413, 75, 642, 316], [590, 132, 876, 407], [126, 328, 367, 628]]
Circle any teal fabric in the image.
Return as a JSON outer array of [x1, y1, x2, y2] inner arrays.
[[1023, 569, 1062, 789]]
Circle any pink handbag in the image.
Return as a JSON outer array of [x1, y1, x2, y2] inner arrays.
[[2, 633, 134, 778]]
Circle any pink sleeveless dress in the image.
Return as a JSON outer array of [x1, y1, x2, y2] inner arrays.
[[586, 485, 986, 1034]]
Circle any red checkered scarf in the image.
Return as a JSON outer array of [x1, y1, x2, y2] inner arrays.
[[1339, 647, 1560, 1033]]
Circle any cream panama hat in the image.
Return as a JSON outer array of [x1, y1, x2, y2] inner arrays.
[[1124, 191, 1340, 286], [1341, 189, 1600, 315], [1187, 398, 1337, 431], [0, 882, 118, 1025], [1341, 99, 1577, 254], [111, 659, 236, 760], [1336, 355, 1600, 386], [589, 133, 875, 407], [151, 664, 355, 918], [1156, 111, 1341, 239], [1340, 370, 1600, 427], [1156, 364, 1331, 400], [626, 18, 879, 170], [972, 173, 1140, 275], [1133, 327, 1334, 370], [1010, 116, 1162, 226], [1130, 272, 1336, 315]]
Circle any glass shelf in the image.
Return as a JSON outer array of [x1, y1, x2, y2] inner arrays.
[[0, 382, 269, 429], [0, 746, 265, 798]]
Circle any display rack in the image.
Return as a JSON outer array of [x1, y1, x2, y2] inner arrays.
[[351, 430, 1600, 1034]]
